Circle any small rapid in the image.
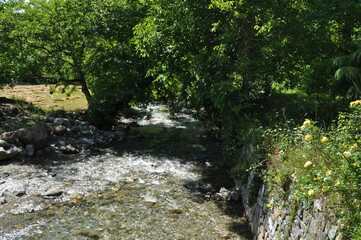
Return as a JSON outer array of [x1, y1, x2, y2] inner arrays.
[[0, 105, 251, 240]]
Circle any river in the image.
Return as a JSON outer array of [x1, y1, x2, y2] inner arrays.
[[0, 105, 252, 240]]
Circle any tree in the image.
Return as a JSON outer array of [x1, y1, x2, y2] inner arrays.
[[333, 45, 361, 98], [0, 0, 150, 128]]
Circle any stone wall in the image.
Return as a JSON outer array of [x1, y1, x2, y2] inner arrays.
[[236, 173, 344, 240], [236, 146, 344, 240]]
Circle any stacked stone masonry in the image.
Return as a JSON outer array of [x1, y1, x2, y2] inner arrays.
[[236, 172, 344, 240]]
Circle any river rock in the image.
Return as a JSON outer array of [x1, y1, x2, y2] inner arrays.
[[25, 144, 35, 157], [53, 125, 68, 136], [81, 138, 94, 145], [1, 192, 16, 202], [43, 189, 63, 197], [53, 118, 66, 125], [14, 188, 26, 197], [0, 140, 11, 148], [0, 146, 23, 161], [59, 145, 79, 154], [0, 147, 8, 161], [8, 146, 24, 156], [216, 187, 231, 200], [71, 125, 82, 133], [0, 131, 18, 144], [16, 122, 51, 150], [2, 188, 25, 201]]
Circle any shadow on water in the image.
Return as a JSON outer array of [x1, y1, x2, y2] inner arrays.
[[108, 108, 253, 239]]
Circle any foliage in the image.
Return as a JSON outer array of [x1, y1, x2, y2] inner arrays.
[[133, 0, 361, 163], [258, 101, 361, 238], [0, 0, 151, 128], [333, 45, 361, 98]]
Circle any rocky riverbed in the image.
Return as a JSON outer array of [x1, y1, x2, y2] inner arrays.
[[0, 105, 252, 239]]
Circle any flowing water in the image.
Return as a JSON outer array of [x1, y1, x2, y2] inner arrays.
[[0, 106, 252, 240]]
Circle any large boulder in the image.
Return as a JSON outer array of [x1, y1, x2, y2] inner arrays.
[[15, 122, 52, 150]]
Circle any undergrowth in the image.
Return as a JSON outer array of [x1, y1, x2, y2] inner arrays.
[[251, 100, 361, 238]]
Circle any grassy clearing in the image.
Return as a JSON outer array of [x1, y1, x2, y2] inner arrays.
[[0, 85, 88, 111]]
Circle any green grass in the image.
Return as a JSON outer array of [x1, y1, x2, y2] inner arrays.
[[0, 84, 88, 112]]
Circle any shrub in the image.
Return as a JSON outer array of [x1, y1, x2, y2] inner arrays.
[[259, 100, 361, 238]]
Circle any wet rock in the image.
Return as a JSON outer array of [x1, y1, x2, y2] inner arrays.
[[0, 147, 8, 160], [81, 130, 91, 136], [9, 146, 24, 156], [71, 125, 82, 133], [81, 125, 90, 132], [79, 121, 88, 126], [43, 189, 63, 197], [230, 189, 240, 201], [59, 145, 79, 154], [0, 131, 18, 144], [93, 136, 102, 144], [16, 122, 51, 150], [53, 118, 66, 125], [216, 187, 231, 201], [25, 144, 34, 157], [1, 172, 10, 178], [0, 146, 23, 160], [14, 189, 26, 197], [0, 140, 11, 148], [53, 125, 68, 136], [81, 138, 94, 145], [46, 116, 55, 123]]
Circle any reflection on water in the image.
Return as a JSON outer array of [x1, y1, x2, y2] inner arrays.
[[0, 105, 252, 240]]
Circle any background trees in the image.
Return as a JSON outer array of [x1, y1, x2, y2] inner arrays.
[[0, 0, 150, 128], [133, 0, 361, 152], [333, 45, 361, 98], [1, 0, 360, 129]]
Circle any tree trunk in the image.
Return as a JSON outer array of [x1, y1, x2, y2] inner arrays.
[[80, 78, 92, 104], [77, 70, 92, 104]]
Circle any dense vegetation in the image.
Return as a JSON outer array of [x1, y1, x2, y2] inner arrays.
[[1, 0, 360, 237]]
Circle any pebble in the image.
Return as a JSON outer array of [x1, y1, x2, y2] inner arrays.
[[43, 189, 64, 197], [53, 118, 66, 125]]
